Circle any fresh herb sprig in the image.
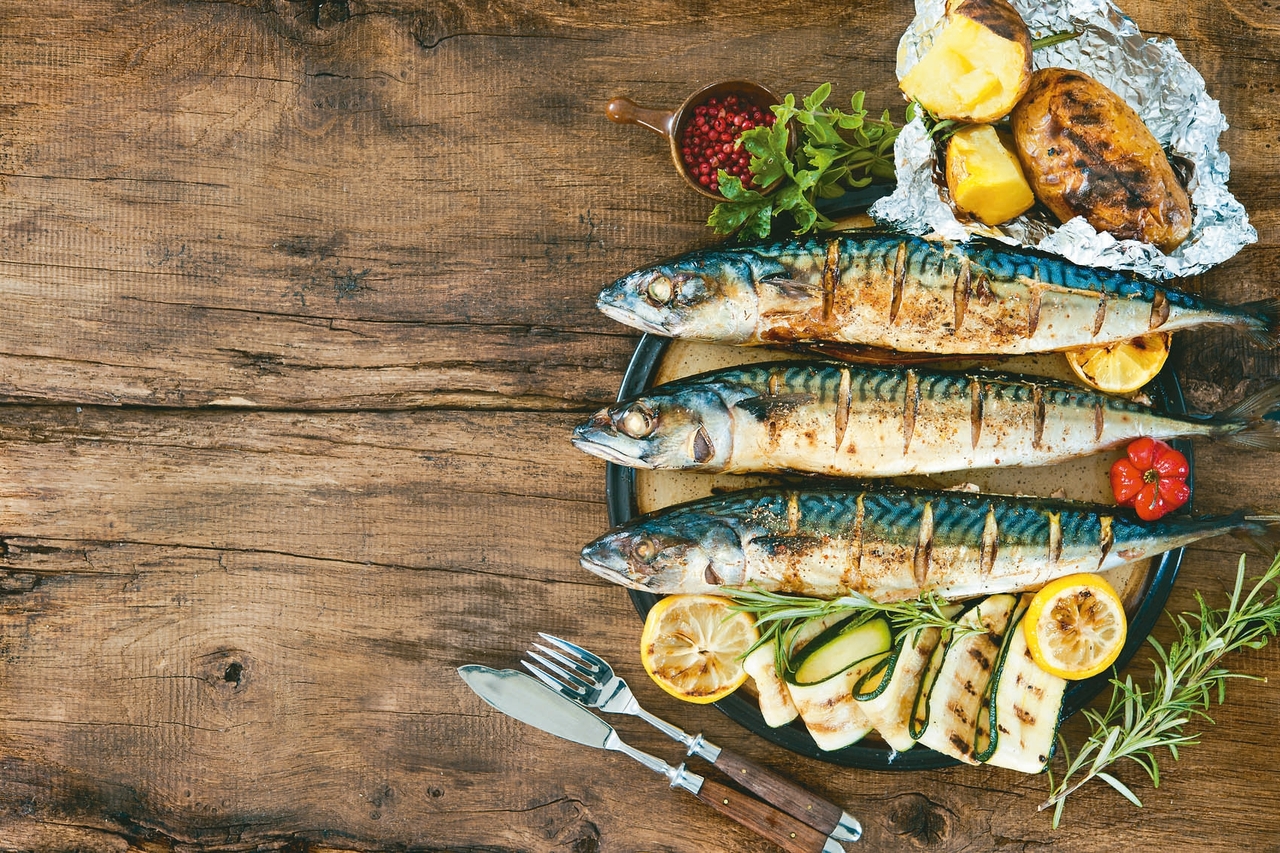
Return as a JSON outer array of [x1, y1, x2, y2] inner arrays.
[[1043, 552, 1280, 826], [727, 584, 982, 675], [708, 84, 909, 240]]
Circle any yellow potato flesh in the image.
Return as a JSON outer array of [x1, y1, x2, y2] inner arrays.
[[945, 124, 1035, 225], [900, 16, 1027, 123]]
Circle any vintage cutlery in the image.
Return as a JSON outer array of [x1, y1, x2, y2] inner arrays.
[[458, 665, 845, 853], [522, 633, 861, 843]]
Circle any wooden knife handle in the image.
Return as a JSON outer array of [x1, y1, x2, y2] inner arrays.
[[711, 745, 845, 835], [692, 778, 832, 853]]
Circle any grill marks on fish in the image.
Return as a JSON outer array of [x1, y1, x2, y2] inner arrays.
[[1098, 515, 1115, 571], [1092, 295, 1108, 337], [954, 257, 971, 331], [1047, 512, 1063, 571], [1032, 386, 1046, 450], [578, 358, 1254, 487], [601, 230, 1276, 355], [1026, 285, 1043, 337], [787, 491, 801, 536], [970, 377, 984, 450], [821, 239, 840, 323], [835, 367, 853, 454], [903, 369, 921, 454], [843, 493, 866, 591], [721, 361, 1204, 475], [1150, 289, 1170, 330], [914, 501, 935, 587], [581, 483, 1267, 606], [980, 507, 1000, 576], [890, 241, 908, 325]]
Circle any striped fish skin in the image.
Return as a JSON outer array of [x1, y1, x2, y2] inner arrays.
[[597, 231, 1278, 354], [573, 360, 1238, 477], [579, 485, 1258, 601]]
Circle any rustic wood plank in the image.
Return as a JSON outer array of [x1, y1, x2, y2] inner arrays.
[[1, 1, 1275, 409], [1, 536, 1275, 853], [0, 406, 1273, 850], [0, 0, 1278, 851]]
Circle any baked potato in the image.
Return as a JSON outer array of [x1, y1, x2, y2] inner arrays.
[[945, 124, 1035, 226], [1010, 67, 1193, 252], [899, 0, 1033, 124]]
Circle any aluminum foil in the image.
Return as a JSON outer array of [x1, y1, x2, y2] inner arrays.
[[868, 0, 1256, 280]]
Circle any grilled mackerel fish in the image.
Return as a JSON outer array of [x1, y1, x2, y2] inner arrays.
[[573, 360, 1280, 476], [597, 230, 1280, 354], [579, 484, 1273, 601]]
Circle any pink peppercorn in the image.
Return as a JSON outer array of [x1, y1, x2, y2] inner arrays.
[[679, 94, 776, 193]]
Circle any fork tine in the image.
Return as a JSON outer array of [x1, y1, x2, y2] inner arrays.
[[537, 632, 608, 672], [531, 642, 596, 682], [525, 650, 595, 696], [520, 660, 587, 700]]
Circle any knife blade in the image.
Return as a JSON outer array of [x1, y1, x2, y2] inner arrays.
[[459, 665, 846, 853]]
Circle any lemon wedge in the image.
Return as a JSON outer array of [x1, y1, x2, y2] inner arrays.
[[1064, 332, 1170, 394], [640, 594, 758, 704], [1023, 573, 1127, 681]]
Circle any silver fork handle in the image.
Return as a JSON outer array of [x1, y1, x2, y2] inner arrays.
[[632, 704, 719, 758]]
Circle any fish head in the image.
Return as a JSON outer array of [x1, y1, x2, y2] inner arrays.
[[571, 386, 734, 471], [596, 256, 759, 343], [579, 508, 746, 593]]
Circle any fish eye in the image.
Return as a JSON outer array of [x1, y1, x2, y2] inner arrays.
[[632, 536, 660, 562], [618, 404, 655, 438], [646, 276, 673, 305]]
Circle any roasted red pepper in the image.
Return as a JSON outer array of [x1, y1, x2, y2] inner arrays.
[[1110, 437, 1190, 521]]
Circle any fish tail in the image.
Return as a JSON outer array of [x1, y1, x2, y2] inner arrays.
[[1211, 383, 1280, 450], [1235, 514, 1280, 554], [1237, 297, 1280, 348]]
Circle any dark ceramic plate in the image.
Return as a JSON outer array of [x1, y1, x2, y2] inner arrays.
[[605, 334, 1189, 771]]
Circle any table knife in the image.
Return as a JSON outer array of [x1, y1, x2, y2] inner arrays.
[[459, 665, 846, 853]]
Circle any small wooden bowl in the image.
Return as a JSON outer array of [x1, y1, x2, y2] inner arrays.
[[606, 80, 785, 201]]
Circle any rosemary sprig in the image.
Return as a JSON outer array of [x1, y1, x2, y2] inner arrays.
[[726, 585, 982, 675], [1043, 552, 1280, 826]]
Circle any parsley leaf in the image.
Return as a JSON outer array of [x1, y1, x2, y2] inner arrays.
[[708, 85, 907, 239]]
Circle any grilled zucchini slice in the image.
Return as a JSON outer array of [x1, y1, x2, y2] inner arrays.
[[916, 594, 1018, 764], [973, 595, 1031, 761], [856, 604, 963, 752], [908, 622, 953, 740], [985, 594, 1069, 773], [743, 613, 847, 728], [787, 616, 892, 751]]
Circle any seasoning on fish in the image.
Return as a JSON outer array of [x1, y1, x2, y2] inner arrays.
[[572, 360, 1280, 476], [597, 230, 1280, 354], [579, 484, 1276, 601]]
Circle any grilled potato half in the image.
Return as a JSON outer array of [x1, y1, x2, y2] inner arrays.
[[1010, 67, 1193, 252], [899, 0, 1033, 123]]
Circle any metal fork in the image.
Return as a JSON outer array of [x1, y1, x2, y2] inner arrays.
[[523, 632, 862, 844]]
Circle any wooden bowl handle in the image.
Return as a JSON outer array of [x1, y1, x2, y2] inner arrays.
[[606, 97, 676, 138]]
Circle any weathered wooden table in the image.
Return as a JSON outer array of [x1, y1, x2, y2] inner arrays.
[[1, 2, 1277, 850]]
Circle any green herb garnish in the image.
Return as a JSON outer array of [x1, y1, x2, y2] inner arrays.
[[726, 584, 981, 676], [1043, 552, 1280, 826], [708, 84, 909, 240]]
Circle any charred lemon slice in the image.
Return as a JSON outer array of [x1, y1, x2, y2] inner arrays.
[[1064, 332, 1170, 395], [640, 594, 758, 704], [1024, 573, 1127, 680]]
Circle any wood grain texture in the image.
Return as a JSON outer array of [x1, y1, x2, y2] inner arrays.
[[0, 1, 1277, 851]]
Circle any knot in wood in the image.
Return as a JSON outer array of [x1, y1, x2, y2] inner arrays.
[[198, 648, 252, 691], [269, 0, 353, 45], [887, 792, 952, 846]]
